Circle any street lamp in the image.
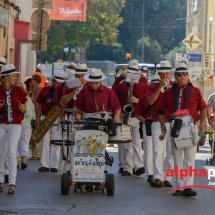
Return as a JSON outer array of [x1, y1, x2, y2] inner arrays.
[[63, 43, 69, 53]]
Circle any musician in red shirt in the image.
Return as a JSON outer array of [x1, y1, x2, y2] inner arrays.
[[0, 64, 27, 194], [158, 63, 207, 197], [114, 60, 147, 176], [35, 71, 64, 172]]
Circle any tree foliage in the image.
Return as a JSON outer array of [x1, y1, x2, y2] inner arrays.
[[38, 0, 125, 63]]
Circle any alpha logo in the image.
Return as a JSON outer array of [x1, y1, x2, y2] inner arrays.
[[166, 166, 215, 192], [182, 33, 202, 52]]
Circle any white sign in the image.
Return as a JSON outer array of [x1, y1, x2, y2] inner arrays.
[[38, 64, 53, 77], [53, 62, 69, 70], [72, 130, 106, 182], [203, 53, 212, 77]]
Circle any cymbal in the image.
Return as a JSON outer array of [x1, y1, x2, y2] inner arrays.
[[64, 108, 85, 114], [95, 111, 113, 115]]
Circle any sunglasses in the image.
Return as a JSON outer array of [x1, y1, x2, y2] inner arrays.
[[176, 72, 188, 77]]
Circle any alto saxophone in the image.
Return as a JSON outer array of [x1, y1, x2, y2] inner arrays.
[[31, 105, 59, 144], [73, 84, 83, 100], [123, 80, 135, 125]]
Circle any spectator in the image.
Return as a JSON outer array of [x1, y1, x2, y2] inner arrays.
[[32, 68, 46, 87]]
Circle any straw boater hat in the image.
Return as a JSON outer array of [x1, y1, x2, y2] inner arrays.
[[63, 62, 76, 71], [174, 62, 190, 73], [1, 64, 20, 76], [150, 74, 160, 83], [84, 68, 107, 82], [157, 61, 172, 73], [50, 71, 65, 83], [0, 57, 6, 67], [71, 63, 88, 75], [127, 59, 140, 74]]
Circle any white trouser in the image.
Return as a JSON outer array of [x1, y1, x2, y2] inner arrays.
[[163, 122, 174, 181], [142, 123, 153, 176], [40, 129, 51, 168], [50, 144, 61, 169], [172, 124, 198, 188], [118, 143, 124, 168], [151, 121, 166, 181], [123, 117, 143, 173], [4, 143, 9, 175], [17, 128, 32, 157], [0, 124, 22, 185]]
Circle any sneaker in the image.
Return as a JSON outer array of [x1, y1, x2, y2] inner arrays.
[[118, 167, 124, 174], [147, 175, 153, 183], [38, 167, 49, 172], [183, 188, 197, 197], [150, 179, 164, 187], [164, 180, 172, 187], [172, 190, 184, 196], [135, 167, 145, 176]]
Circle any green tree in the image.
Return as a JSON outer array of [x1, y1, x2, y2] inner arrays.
[[165, 45, 186, 66], [38, 0, 125, 63], [137, 36, 162, 63]]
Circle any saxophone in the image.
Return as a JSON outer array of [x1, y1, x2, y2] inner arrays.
[[73, 84, 83, 100], [122, 80, 135, 125], [31, 105, 59, 143]]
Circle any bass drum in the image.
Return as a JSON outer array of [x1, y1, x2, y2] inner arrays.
[[108, 123, 132, 143], [50, 124, 73, 145]]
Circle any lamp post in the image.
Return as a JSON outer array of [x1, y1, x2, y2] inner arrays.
[[63, 43, 69, 62], [71, 45, 76, 60], [63, 44, 76, 62]]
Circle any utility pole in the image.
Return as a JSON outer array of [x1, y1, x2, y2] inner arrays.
[[141, 0, 145, 63]]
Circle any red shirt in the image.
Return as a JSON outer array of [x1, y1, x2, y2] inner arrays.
[[114, 81, 148, 113], [147, 83, 172, 121], [73, 85, 121, 113], [53, 82, 66, 106], [133, 94, 151, 118], [36, 86, 55, 115], [0, 84, 27, 124], [158, 83, 207, 122]]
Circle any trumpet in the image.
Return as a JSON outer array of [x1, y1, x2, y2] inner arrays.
[[160, 78, 169, 93], [73, 84, 83, 100]]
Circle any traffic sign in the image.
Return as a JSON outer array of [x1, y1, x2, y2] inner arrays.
[[175, 53, 202, 62], [32, 0, 53, 9], [182, 33, 202, 52], [31, 9, 51, 33]]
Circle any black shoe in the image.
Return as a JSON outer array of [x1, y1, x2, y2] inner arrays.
[[118, 167, 124, 174], [38, 167, 49, 172], [150, 179, 164, 187], [164, 180, 172, 187], [183, 188, 197, 197], [122, 171, 131, 176], [4, 175, 9, 183], [50, 168, 58, 172], [135, 167, 145, 176], [172, 190, 184, 196], [21, 163, 27, 170], [147, 175, 153, 183], [85, 185, 93, 192]]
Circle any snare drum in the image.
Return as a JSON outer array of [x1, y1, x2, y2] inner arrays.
[[172, 115, 196, 149], [108, 123, 132, 143], [50, 124, 72, 145]]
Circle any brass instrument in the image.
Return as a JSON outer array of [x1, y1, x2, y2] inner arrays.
[[160, 78, 169, 93], [31, 105, 59, 144], [73, 84, 83, 100], [123, 80, 135, 125]]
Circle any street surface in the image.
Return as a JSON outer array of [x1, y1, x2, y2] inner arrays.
[[0, 143, 215, 215]]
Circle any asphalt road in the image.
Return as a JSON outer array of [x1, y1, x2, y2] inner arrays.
[[0, 143, 215, 215]]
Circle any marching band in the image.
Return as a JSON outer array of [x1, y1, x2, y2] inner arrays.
[[0, 59, 208, 197]]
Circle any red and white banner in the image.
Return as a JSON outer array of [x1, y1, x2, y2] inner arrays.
[[45, 0, 87, 22]]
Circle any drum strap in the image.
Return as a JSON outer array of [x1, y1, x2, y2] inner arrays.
[[172, 83, 192, 111]]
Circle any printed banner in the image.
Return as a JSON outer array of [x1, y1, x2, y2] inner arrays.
[[45, 0, 87, 22], [72, 130, 107, 182]]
